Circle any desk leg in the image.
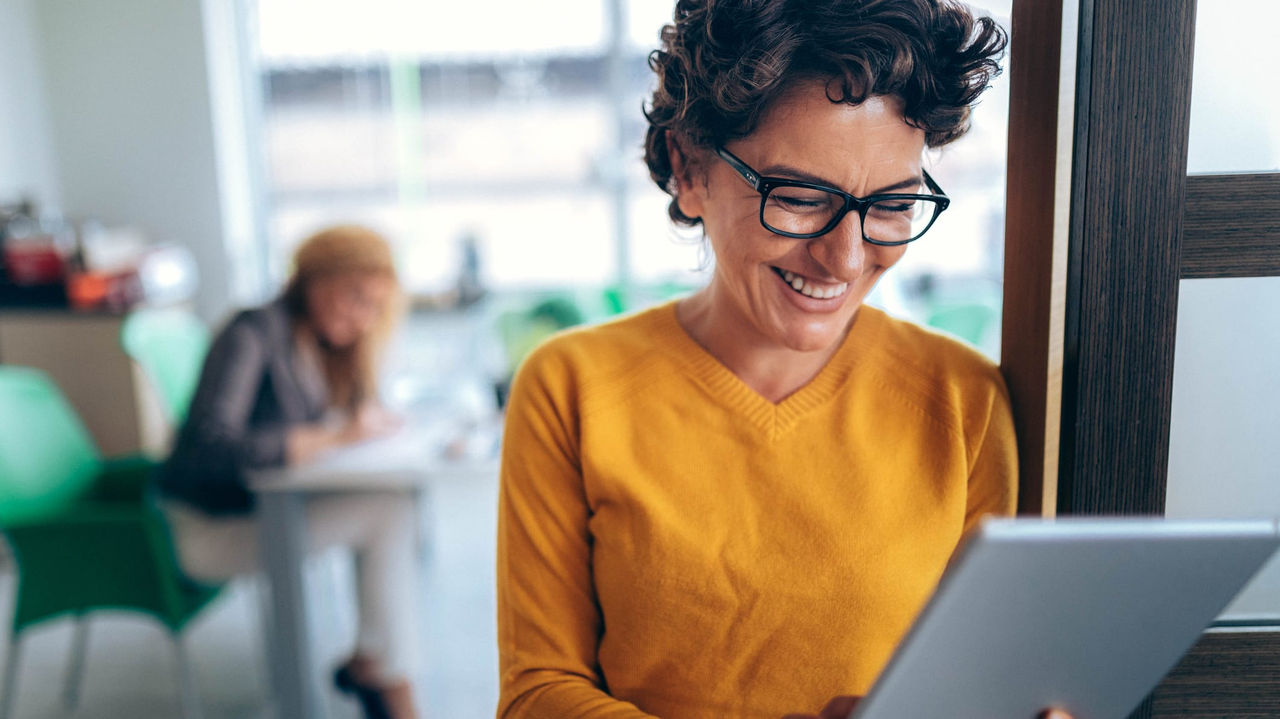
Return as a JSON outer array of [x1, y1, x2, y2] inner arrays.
[[257, 493, 324, 719]]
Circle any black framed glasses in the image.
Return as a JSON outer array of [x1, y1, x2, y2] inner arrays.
[[715, 147, 951, 246]]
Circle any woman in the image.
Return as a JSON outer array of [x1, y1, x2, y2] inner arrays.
[[157, 225, 420, 719], [497, 2, 1070, 718]]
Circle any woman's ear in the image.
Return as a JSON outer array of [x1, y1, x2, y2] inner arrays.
[[666, 133, 706, 221]]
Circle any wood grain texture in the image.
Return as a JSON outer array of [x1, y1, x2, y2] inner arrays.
[[1151, 631, 1280, 717], [1053, 4, 1280, 718], [1054, 4, 1280, 718], [1057, 0, 1195, 518], [1000, 0, 1067, 516], [1181, 173, 1280, 278]]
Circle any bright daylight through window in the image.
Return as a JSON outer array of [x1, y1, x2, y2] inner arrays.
[[247, 0, 1011, 358]]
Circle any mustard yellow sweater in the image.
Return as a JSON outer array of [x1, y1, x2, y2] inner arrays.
[[497, 302, 1016, 719]]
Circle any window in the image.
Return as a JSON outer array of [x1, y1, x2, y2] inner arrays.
[[246, 0, 1011, 356]]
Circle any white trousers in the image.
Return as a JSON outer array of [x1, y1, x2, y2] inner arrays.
[[162, 493, 421, 683]]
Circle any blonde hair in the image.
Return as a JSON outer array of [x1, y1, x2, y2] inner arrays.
[[282, 224, 403, 412]]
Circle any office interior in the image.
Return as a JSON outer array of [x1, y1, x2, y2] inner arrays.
[[1, 0, 1278, 717]]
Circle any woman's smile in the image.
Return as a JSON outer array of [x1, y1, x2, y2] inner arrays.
[[769, 265, 851, 311]]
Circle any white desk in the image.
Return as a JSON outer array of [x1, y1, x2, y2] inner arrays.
[[249, 428, 440, 719]]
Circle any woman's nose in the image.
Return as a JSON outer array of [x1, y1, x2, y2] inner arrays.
[[809, 212, 866, 280]]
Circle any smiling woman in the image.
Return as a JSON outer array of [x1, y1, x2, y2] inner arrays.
[[670, 89, 939, 397], [496, 2, 1034, 718]]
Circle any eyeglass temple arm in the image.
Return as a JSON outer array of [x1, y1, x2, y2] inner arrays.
[[715, 147, 764, 190], [922, 169, 947, 197]]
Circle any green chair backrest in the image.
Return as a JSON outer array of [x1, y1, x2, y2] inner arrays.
[[926, 302, 998, 348], [120, 307, 210, 423], [0, 366, 101, 525]]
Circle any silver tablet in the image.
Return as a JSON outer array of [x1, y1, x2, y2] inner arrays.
[[850, 517, 1280, 719]]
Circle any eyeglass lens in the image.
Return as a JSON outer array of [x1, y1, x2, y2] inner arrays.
[[762, 185, 943, 243]]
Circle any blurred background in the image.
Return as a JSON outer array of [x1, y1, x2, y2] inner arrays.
[[0, 1, 1015, 717], [247, 0, 1012, 412]]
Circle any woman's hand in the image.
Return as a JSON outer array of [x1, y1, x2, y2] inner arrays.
[[340, 403, 403, 443], [781, 695, 860, 719], [286, 405, 403, 465], [782, 696, 1075, 719]]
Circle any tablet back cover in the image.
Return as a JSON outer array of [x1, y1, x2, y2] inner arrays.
[[850, 518, 1280, 719]]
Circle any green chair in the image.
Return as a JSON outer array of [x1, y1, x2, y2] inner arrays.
[[120, 307, 211, 425], [926, 302, 998, 348], [0, 366, 221, 719]]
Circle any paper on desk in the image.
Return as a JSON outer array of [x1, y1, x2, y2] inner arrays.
[[313, 420, 446, 473]]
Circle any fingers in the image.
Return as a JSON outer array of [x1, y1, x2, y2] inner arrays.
[[781, 695, 861, 719], [817, 695, 860, 719], [790, 699, 1065, 719], [371, 407, 405, 432], [351, 404, 403, 439]]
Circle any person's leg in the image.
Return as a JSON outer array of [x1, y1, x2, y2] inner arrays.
[[305, 493, 422, 713], [164, 495, 423, 715], [161, 500, 261, 583]]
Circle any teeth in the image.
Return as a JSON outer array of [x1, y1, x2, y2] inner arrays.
[[777, 268, 848, 300]]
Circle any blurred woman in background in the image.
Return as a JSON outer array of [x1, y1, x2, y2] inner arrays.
[[156, 224, 421, 719]]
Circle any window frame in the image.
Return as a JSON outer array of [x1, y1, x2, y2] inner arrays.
[[1002, 0, 1280, 716]]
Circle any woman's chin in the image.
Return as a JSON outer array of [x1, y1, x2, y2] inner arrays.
[[317, 331, 358, 350], [772, 320, 852, 354]]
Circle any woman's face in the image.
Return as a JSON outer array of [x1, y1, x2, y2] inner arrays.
[[305, 271, 394, 349], [676, 82, 926, 354]]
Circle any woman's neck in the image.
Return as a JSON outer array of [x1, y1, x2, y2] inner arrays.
[[675, 288, 847, 404]]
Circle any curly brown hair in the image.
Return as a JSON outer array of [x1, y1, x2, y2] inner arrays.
[[643, 0, 1008, 226]]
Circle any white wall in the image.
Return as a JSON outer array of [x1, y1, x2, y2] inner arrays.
[[31, 0, 236, 320], [0, 0, 61, 209]]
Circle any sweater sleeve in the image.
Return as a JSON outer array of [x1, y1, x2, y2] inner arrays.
[[962, 371, 1019, 535], [183, 319, 289, 469], [496, 343, 656, 719]]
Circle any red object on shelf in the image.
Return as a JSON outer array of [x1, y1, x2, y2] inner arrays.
[[66, 271, 109, 310], [3, 244, 66, 285], [66, 270, 144, 312]]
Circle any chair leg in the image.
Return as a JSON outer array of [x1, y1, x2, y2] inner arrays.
[[63, 615, 90, 711], [171, 633, 203, 719], [1, 633, 22, 719]]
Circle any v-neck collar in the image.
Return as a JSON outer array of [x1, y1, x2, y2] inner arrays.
[[657, 301, 884, 440]]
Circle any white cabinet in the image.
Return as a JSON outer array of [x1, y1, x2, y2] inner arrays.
[[0, 310, 169, 457]]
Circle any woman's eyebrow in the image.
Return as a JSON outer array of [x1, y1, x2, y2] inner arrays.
[[758, 164, 837, 187], [868, 176, 925, 194], [759, 164, 923, 195]]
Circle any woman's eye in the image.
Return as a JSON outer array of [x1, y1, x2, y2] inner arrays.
[[771, 194, 830, 210], [872, 201, 916, 214]]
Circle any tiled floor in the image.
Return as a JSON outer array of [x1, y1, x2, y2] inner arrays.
[[0, 461, 500, 719]]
